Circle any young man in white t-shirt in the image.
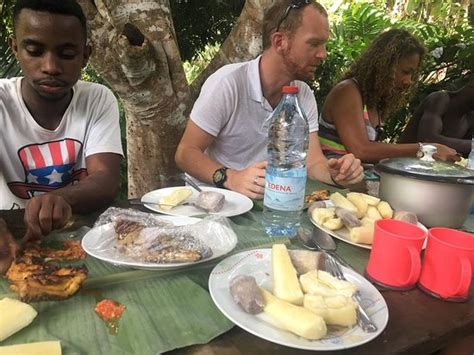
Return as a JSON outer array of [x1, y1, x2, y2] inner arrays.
[[0, 0, 122, 258], [175, 1, 363, 199]]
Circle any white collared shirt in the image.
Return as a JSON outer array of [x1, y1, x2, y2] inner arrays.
[[190, 55, 319, 172]]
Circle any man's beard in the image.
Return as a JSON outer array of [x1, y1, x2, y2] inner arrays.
[[282, 53, 316, 83]]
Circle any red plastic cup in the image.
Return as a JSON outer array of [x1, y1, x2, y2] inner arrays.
[[418, 228, 474, 301], [366, 219, 427, 290]]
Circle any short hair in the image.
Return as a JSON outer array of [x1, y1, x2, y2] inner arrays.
[[262, 0, 327, 50], [342, 28, 426, 118], [13, 0, 87, 38]]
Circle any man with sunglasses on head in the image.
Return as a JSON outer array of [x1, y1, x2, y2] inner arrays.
[[176, 0, 363, 199]]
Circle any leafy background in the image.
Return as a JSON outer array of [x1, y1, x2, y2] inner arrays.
[[1, 0, 472, 198]]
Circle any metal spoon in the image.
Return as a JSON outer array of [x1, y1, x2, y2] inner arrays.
[[181, 174, 203, 192], [297, 227, 354, 270]]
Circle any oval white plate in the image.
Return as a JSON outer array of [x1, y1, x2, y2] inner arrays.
[[310, 217, 428, 250], [209, 248, 389, 351], [82, 215, 238, 269], [141, 186, 253, 217]]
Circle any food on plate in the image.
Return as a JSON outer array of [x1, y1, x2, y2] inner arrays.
[[346, 192, 368, 218], [228, 244, 359, 340], [95, 299, 126, 322], [113, 220, 213, 263], [260, 288, 327, 340], [311, 207, 335, 225], [393, 211, 418, 225], [159, 187, 193, 210], [330, 192, 358, 215], [322, 217, 343, 231], [357, 193, 380, 206], [304, 294, 357, 327], [0, 220, 19, 274], [304, 189, 330, 205], [376, 201, 393, 219], [335, 207, 361, 229], [0, 341, 61, 355], [195, 191, 225, 212], [0, 297, 37, 341], [300, 270, 356, 298], [455, 157, 467, 168], [230, 275, 264, 314], [272, 244, 304, 305], [350, 225, 375, 244], [4, 241, 88, 302], [366, 206, 383, 221], [288, 250, 324, 275]]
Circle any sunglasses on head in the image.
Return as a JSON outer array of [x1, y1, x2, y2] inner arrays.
[[276, 0, 312, 32]]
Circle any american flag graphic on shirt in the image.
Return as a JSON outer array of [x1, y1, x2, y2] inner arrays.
[[8, 138, 87, 199]]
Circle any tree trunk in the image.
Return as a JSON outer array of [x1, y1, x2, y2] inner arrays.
[[78, 0, 271, 198]]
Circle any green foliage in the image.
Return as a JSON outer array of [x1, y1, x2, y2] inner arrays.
[[0, 0, 20, 78], [183, 43, 221, 84]]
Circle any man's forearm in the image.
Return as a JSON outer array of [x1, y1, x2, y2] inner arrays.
[[176, 147, 223, 185], [50, 171, 119, 213]]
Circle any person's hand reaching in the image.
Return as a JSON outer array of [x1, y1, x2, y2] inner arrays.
[[432, 143, 460, 162], [23, 194, 72, 242], [0, 218, 19, 274], [226, 161, 267, 199], [328, 154, 364, 187]]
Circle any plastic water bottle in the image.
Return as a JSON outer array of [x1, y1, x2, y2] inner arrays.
[[468, 135, 474, 170], [262, 85, 309, 237]]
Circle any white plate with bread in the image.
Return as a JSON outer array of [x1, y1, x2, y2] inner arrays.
[[209, 247, 389, 351], [141, 186, 253, 217]]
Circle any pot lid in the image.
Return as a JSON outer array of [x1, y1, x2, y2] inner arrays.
[[376, 157, 474, 184]]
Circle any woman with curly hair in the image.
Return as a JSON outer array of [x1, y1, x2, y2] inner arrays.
[[319, 28, 458, 163]]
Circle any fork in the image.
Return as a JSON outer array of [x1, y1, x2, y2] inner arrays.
[[325, 254, 378, 333]]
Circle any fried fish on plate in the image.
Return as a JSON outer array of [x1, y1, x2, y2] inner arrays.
[[114, 219, 213, 263]]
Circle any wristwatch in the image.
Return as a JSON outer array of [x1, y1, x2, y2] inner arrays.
[[212, 167, 228, 188]]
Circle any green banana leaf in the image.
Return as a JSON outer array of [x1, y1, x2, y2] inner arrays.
[[0, 211, 291, 354]]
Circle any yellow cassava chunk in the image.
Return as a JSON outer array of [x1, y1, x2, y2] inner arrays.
[[304, 294, 357, 327], [300, 271, 355, 298], [377, 201, 394, 219], [350, 225, 375, 245], [357, 193, 381, 206], [330, 192, 358, 215], [366, 206, 383, 220], [0, 341, 61, 355], [346, 192, 368, 218], [317, 270, 357, 294], [311, 208, 335, 225], [322, 217, 343, 231], [159, 187, 193, 210], [0, 297, 38, 342], [272, 244, 304, 305], [261, 288, 327, 340]]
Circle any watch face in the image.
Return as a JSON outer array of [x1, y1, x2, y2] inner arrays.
[[213, 168, 227, 185]]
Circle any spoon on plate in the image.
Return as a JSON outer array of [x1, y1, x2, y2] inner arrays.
[[297, 227, 354, 270]]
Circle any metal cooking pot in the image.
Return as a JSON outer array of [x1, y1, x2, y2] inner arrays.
[[376, 157, 474, 228]]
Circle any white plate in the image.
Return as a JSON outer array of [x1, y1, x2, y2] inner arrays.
[[82, 215, 238, 269], [209, 248, 389, 351], [309, 217, 428, 250], [141, 186, 253, 217]]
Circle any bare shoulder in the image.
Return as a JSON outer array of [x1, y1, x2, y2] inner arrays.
[[325, 79, 362, 108], [422, 91, 450, 109]]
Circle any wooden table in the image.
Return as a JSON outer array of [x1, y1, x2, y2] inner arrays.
[[1, 206, 473, 355]]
